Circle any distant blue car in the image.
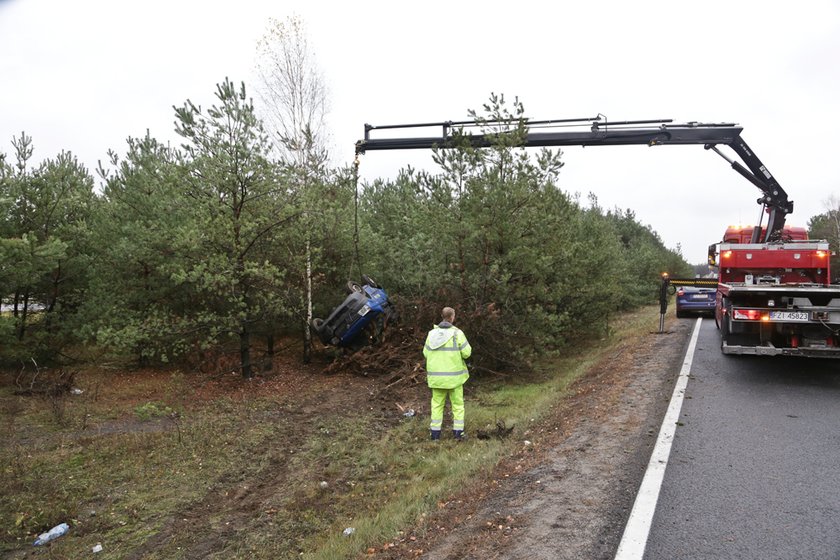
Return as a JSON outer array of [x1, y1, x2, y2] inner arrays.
[[310, 275, 396, 348], [675, 286, 716, 318]]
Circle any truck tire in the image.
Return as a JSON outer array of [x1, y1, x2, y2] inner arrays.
[[720, 302, 732, 348], [715, 297, 728, 331], [346, 281, 362, 294]]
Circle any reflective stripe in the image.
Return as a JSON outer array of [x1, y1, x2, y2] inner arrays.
[[426, 344, 463, 352], [453, 420, 464, 427], [458, 341, 470, 350], [427, 369, 468, 376]]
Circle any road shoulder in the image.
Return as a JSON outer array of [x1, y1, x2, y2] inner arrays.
[[409, 316, 696, 560]]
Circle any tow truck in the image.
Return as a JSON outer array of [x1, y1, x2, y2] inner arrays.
[[711, 225, 839, 357], [356, 116, 840, 358]]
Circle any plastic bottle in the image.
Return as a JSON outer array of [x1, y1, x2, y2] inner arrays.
[[33, 523, 69, 546]]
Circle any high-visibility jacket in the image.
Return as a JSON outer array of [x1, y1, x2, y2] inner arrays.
[[423, 323, 471, 389]]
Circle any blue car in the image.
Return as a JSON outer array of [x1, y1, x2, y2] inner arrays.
[[311, 275, 396, 348], [675, 286, 716, 318]]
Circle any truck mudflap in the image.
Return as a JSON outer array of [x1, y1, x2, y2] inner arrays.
[[722, 342, 840, 358]]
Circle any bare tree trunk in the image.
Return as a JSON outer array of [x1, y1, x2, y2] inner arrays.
[[240, 326, 252, 379], [236, 251, 253, 379], [17, 291, 29, 341], [457, 233, 468, 296], [303, 236, 313, 363]]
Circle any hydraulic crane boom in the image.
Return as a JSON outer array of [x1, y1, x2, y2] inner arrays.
[[355, 117, 793, 243]]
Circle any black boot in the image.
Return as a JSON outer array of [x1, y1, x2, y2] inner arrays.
[[430, 430, 441, 441], [453, 429, 464, 441]]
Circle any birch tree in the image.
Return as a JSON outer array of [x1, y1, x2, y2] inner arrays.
[[255, 15, 330, 363]]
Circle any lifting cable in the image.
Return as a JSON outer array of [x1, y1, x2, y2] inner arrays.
[[350, 153, 362, 280]]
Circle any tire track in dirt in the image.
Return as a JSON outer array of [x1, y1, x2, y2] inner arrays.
[[123, 371, 397, 560]]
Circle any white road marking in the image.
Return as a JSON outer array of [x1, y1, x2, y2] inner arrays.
[[614, 317, 703, 560]]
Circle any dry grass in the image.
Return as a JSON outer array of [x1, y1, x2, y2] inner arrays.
[[0, 306, 661, 559]]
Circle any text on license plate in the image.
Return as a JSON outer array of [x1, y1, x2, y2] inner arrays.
[[691, 294, 709, 300], [358, 304, 371, 316], [769, 311, 809, 322]]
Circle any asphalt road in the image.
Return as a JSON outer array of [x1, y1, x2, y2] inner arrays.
[[643, 318, 840, 560]]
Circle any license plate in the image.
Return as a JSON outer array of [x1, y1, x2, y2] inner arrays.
[[769, 311, 809, 322], [358, 304, 371, 317], [691, 294, 709, 300]]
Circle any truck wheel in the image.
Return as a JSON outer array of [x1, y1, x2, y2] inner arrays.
[[361, 274, 380, 288], [715, 297, 728, 331], [346, 281, 362, 294], [720, 307, 731, 348]]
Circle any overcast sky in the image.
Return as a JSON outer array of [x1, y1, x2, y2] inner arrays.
[[1, 0, 839, 263]]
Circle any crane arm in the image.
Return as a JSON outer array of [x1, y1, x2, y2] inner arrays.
[[355, 117, 793, 242]]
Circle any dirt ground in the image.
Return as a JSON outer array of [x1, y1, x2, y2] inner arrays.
[[2, 314, 693, 559], [156, 314, 693, 560], [374, 316, 695, 560]]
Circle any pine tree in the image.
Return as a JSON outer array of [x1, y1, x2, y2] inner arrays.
[[173, 79, 298, 378], [0, 133, 96, 361]]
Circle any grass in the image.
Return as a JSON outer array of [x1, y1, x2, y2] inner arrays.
[[0, 306, 660, 559], [1, 376, 287, 557]]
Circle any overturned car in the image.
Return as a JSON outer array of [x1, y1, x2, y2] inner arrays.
[[310, 275, 397, 348]]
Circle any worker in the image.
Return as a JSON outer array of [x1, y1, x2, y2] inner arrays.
[[423, 306, 472, 441]]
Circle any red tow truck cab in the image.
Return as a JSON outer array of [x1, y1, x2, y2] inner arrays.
[[711, 226, 840, 357]]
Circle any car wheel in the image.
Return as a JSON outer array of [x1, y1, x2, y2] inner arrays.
[[361, 274, 379, 288], [676, 309, 686, 319], [310, 318, 324, 332], [346, 281, 363, 294]]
